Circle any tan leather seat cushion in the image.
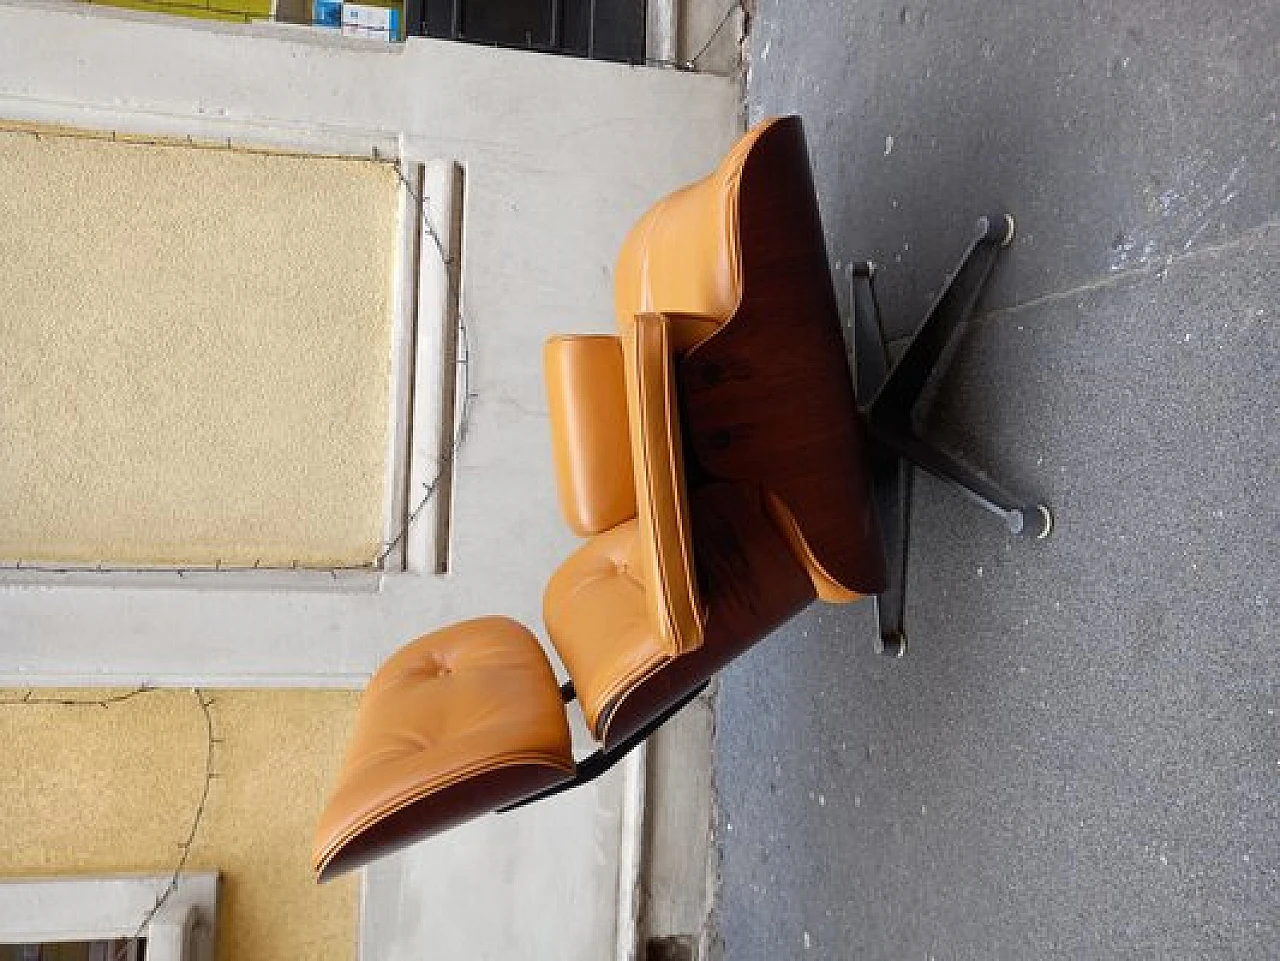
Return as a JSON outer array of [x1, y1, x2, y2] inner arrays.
[[544, 519, 670, 738], [312, 617, 573, 880], [544, 334, 637, 537]]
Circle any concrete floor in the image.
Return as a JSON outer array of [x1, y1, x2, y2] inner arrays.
[[711, 1, 1278, 958]]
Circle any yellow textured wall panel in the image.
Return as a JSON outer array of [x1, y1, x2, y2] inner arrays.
[[0, 128, 400, 568], [80, 0, 273, 22], [0, 689, 360, 961]]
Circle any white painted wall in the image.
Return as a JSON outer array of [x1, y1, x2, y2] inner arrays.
[[0, 5, 741, 960]]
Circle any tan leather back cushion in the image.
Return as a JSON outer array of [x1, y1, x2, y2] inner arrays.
[[623, 313, 703, 655], [614, 174, 739, 337], [613, 120, 775, 342], [544, 335, 638, 537]]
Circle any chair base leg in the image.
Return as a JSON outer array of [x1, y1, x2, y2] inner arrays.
[[874, 430, 1054, 539], [867, 213, 1014, 428], [870, 452, 911, 657], [851, 213, 1050, 656]]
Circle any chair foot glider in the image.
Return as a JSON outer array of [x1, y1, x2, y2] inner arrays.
[[312, 116, 1053, 881]]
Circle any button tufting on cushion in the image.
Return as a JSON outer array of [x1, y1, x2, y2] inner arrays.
[[312, 616, 574, 881], [544, 519, 671, 740], [401, 654, 452, 681]]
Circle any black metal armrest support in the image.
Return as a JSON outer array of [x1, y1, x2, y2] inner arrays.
[[499, 680, 710, 812]]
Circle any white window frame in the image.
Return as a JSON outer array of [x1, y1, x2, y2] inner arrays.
[[0, 873, 218, 961], [0, 96, 474, 686], [0, 106, 464, 595]]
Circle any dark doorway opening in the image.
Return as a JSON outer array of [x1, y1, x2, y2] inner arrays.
[[405, 0, 647, 63]]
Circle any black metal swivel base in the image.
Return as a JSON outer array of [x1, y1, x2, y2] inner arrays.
[[853, 214, 1053, 657]]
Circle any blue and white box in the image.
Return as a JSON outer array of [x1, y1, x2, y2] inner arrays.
[[341, 3, 401, 41], [312, 0, 343, 29]]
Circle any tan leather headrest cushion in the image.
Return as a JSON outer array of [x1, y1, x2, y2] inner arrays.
[[544, 335, 638, 537]]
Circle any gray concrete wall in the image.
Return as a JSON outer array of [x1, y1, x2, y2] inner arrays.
[[640, 685, 720, 956], [0, 4, 741, 959]]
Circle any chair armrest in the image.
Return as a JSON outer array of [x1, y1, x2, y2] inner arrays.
[[624, 313, 704, 655]]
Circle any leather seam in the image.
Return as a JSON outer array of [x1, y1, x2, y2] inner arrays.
[[315, 749, 575, 869], [590, 648, 671, 741], [654, 321, 702, 653]]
